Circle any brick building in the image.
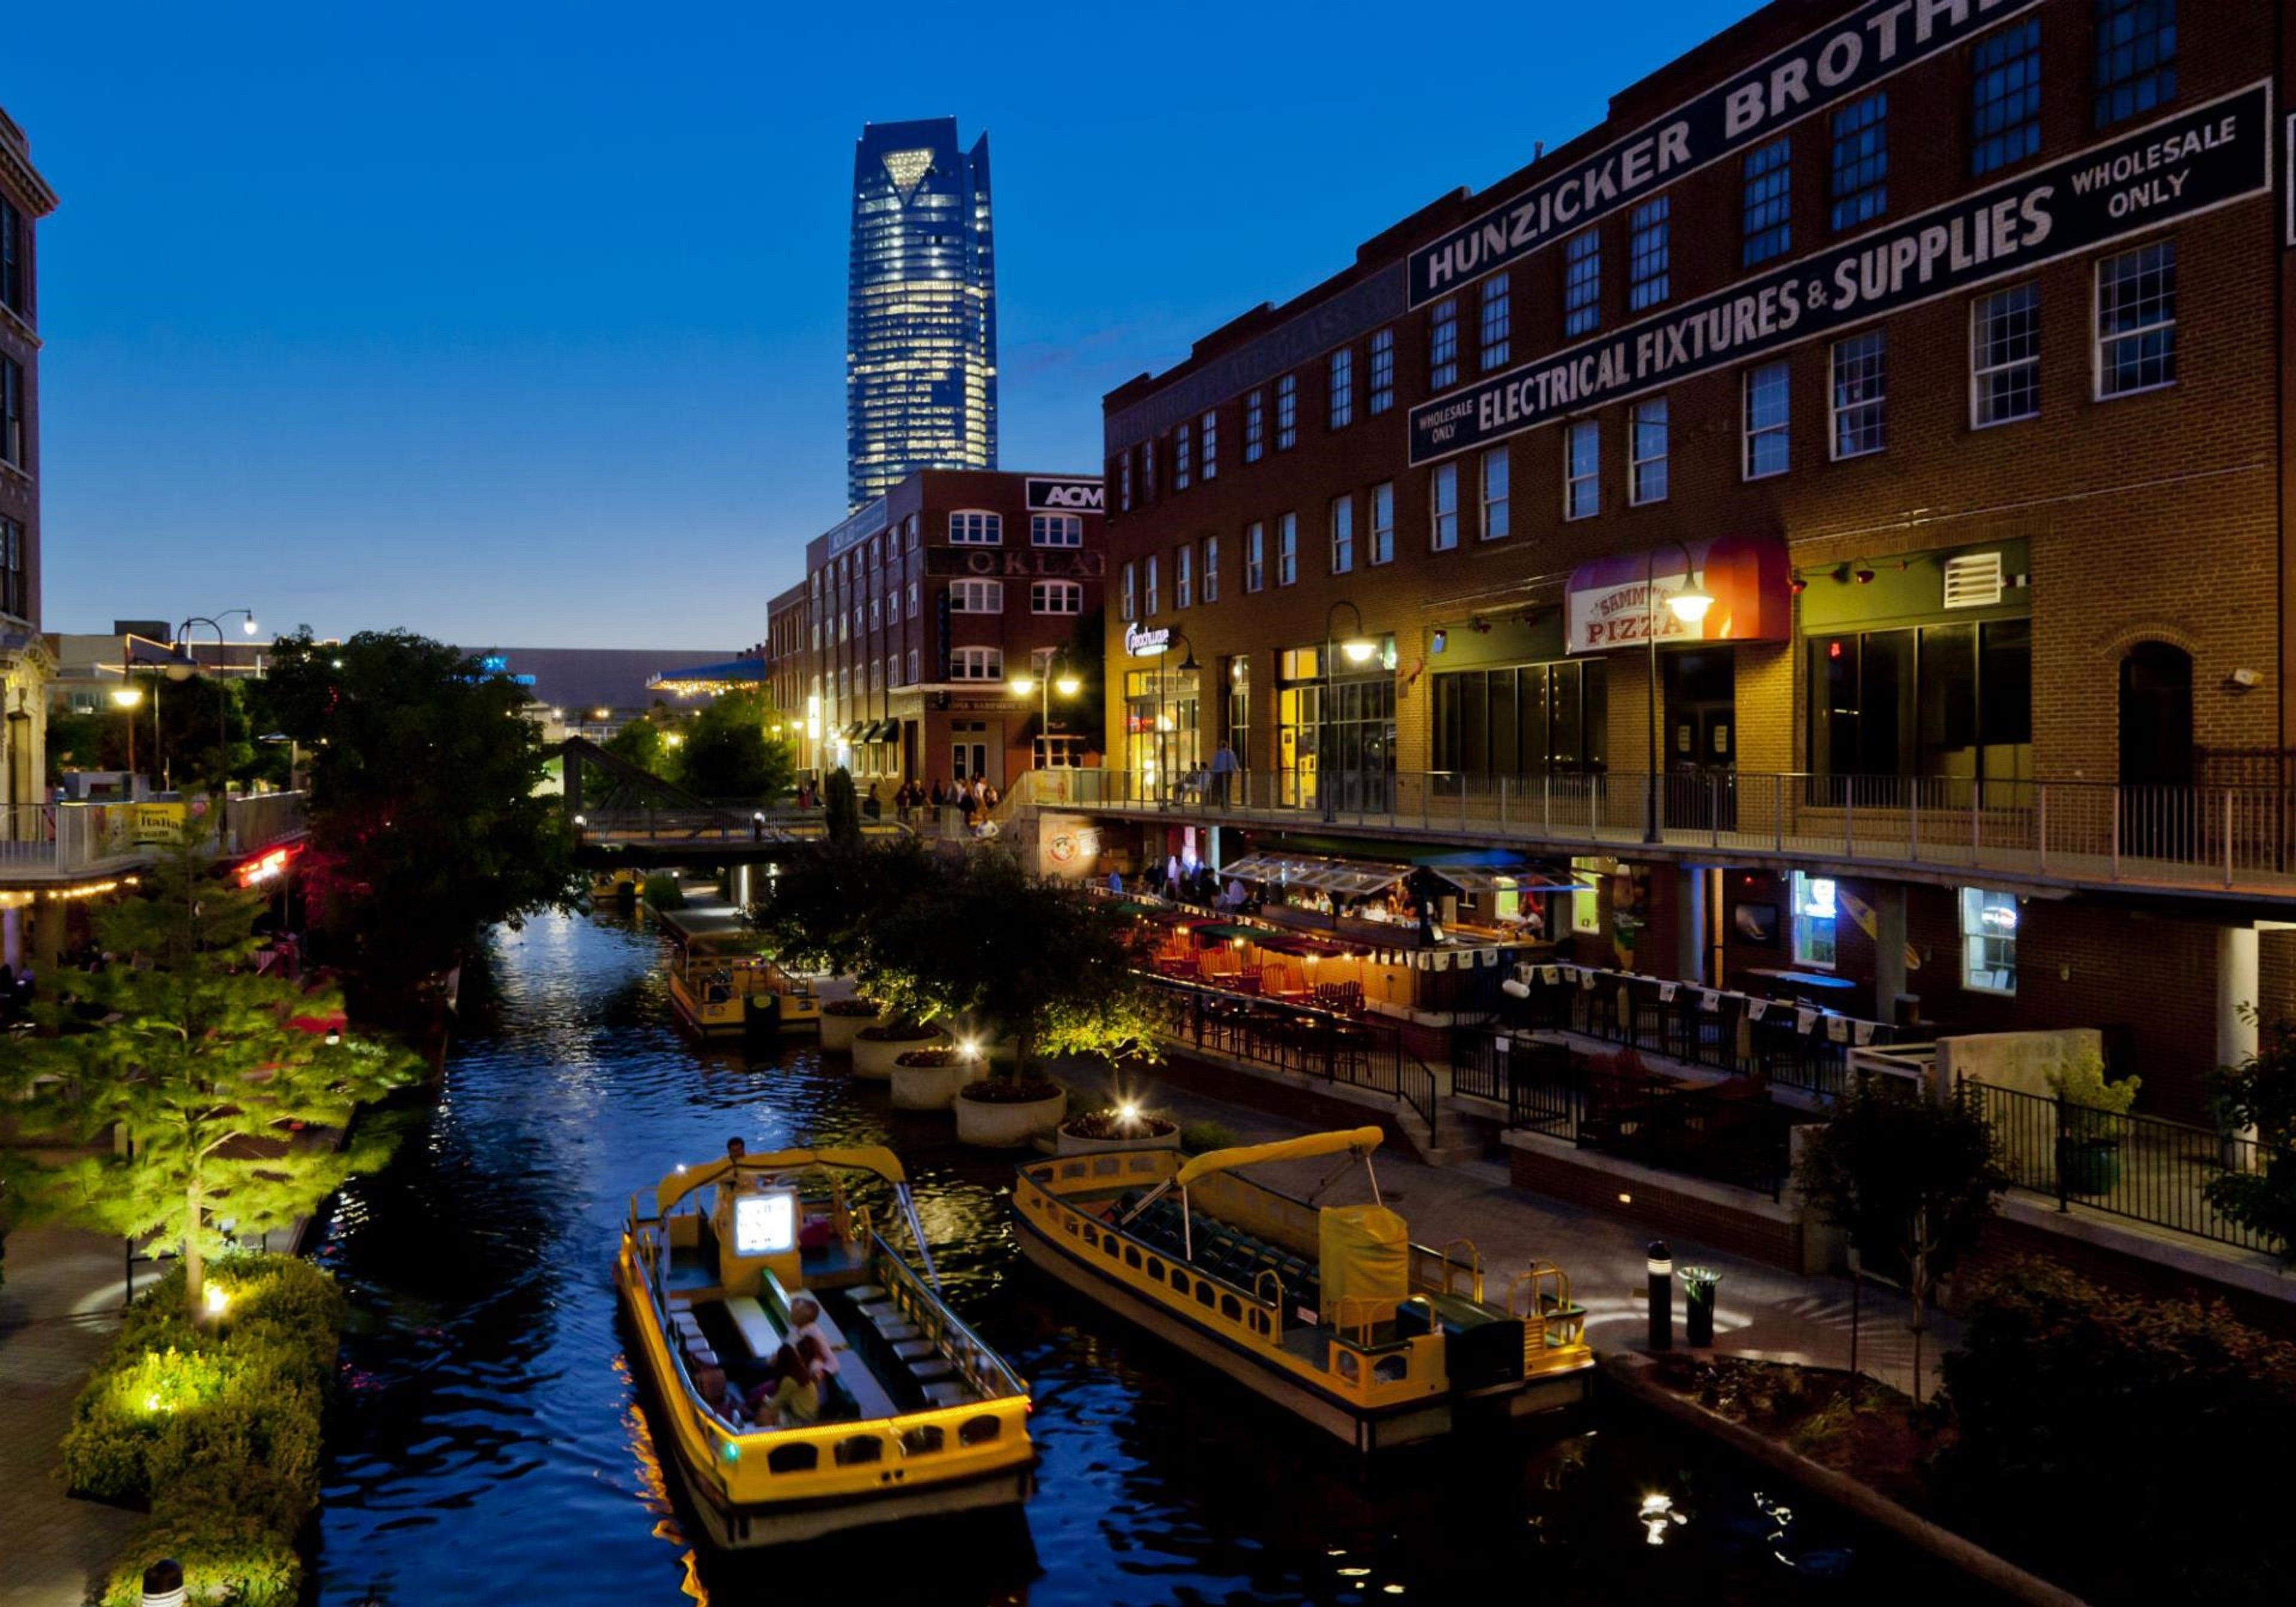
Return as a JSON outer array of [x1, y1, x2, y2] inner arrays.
[[794, 468, 1106, 790], [1090, 0, 2290, 1112], [764, 578, 812, 767], [0, 103, 57, 840]]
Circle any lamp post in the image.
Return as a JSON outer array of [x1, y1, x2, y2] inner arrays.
[[108, 685, 144, 779], [1007, 657, 1085, 775], [1641, 545, 1714, 845], [1321, 600, 1378, 824], [175, 612, 260, 788]]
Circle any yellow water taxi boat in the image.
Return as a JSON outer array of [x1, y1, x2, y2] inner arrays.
[[1012, 1128, 1593, 1452], [658, 904, 821, 1036], [589, 867, 643, 905], [616, 1147, 1035, 1548]]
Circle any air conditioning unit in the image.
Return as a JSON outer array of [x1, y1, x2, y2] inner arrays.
[[1942, 550, 2005, 609]]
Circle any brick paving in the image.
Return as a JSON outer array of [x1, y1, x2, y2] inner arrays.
[[0, 1227, 156, 1607]]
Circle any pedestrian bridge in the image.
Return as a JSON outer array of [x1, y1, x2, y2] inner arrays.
[[554, 737, 909, 865]]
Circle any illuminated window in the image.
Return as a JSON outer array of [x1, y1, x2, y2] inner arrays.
[[2095, 0, 2175, 127], [1630, 399, 1669, 505], [1971, 285, 2041, 427], [1118, 454, 1132, 511], [1971, 20, 2042, 175], [948, 511, 1002, 545], [1961, 888, 2019, 994], [1791, 873, 1837, 968], [1368, 328, 1395, 414]]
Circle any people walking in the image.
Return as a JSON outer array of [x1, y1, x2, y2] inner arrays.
[[1210, 740, 1239, 806]]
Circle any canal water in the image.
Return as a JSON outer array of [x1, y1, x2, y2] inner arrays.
[[313, 912, 1970, 1606]]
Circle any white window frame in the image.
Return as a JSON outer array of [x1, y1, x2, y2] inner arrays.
[[1959, 888, 2019, 994], [1175, 421, 1193, 490], [1629, 398, 1669, 506], [1176, 545, 1193, 608], [948, 509, 1003, 545], [1245, 522, 1265, 592], [1031, 512, 1083, 548], [1120, 560, 1136, 619], [1828, 329, 1887, 461], [1244, 390, 1265, 462], [1200, 409, 1219, 481], [1479, 447, 1510, 540], [1970, 282, 2042, 430], [1370, 482, 1395, 565], [1277, 512, 1297, 586], [1144, 554, 1159, 616], [1330, 494, 1354, 573], [1564, 420, 1599, 520], [1275, 374, 1298, 450], [1031, 579, 1083, 615], [1743, 361, 1790, 480], [949, 646, 1004, 682], [1429, 463, 1459, 551], [2094, 240, 2177, 401], [1329, 347, 1354, 429], [1202, 534, 1220, 603], [1368, 328, 1395, 414], [949, 578, 1003, 613]]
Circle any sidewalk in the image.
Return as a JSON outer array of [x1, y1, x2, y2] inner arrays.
[[0, 1226, 158, 1607], [1058, 1058, 1959, 1400]]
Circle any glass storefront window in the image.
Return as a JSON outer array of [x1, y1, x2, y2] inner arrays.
[[1807, 619, 2030, 787], [1125, 667, 1200, 799], [1276, 642, 1395, 811], [1961, 887, 2017, 994], [1430, 660, 1609, 781]]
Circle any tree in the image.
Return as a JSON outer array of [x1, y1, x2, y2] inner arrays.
[[2207, 1004, 2296, 1260], [1794, 1076, 2006, 1399], [674, 688, 794, 802], [4, 823, 419, 1316], [824, 766, 860, 845], [249, 630, 579, 994]]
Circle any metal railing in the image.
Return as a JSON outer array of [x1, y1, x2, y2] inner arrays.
[[1961, 1076, 2275, 1256], [1137, 971, 1435, 1129], [1009, 765, 2296, 899], [0, 795, 306, 876]]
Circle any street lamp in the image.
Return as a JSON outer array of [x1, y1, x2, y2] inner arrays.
[[176, 613, 260, 789], [1322, 600, 1376, 824], [1642, 542, 1715, 845], [1008, 658, 1086, 772], [108, 685, 144, 778]]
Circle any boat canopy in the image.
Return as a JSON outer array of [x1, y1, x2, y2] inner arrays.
[[656, 1146, 910, 1214], [1174, 1126, 1384, 1189]]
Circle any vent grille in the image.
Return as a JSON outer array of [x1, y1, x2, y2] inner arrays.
[[1942, 551, 2004, 609]]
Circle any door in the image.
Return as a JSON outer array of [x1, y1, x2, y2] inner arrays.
[[2118, 642, 2194, 860], [1663, 651, 1738, 831]]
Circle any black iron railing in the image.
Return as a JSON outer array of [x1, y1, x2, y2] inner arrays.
[[1961, 1077, 2275, 1255], [1138, 972, 1434, 1129]]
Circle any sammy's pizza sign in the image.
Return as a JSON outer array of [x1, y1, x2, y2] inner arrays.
[[1412, 83, 2274, 468]]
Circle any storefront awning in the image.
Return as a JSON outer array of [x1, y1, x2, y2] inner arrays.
[[1223, 852, 1407, 900], [858, 720, 886, 743]]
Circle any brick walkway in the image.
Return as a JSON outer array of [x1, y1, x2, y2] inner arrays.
[[0, 1227, 157, 1607], [1058, 1058, 1961, 1400]]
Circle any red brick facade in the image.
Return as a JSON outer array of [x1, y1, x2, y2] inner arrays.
[[0, 103, 57, 824]]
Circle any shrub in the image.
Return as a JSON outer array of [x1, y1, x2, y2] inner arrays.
[[960, 1077, 1063, 1104], [641, 872, 686, 911], [857, 1021, 944, 1043], [1180, 1119, 1241, 1155], [823, 998, 883, 1018], [1939, 1260, 2296, 1603], [1062, 1108, 1178, 1141], [894, 1048, 963, 1068], [68, 1254, 344, 1607]]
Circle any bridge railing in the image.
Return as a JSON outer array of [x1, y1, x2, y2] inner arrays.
[[0, 793, 307, 878]]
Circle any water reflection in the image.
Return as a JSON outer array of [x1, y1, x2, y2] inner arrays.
[[314, 914, 1975, 1606]]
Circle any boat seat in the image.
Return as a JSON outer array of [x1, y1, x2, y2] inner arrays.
[[908, 1358, 957, 1383], [720, 1296, 781, 1361], [922, 1382, 972, 1408], [874, 1321, 923, 1345], [847, 1285, 890, 1305], [891, 1339, 938, 1362]]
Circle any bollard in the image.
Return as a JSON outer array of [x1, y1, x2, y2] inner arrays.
[[141, 1559, 185, 1607], [1646, 1240, 1673, 1351], [1680, 1266, 1721, 1348]]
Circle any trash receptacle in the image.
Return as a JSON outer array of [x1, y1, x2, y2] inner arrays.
[[1678, 1266, 1721, 1348]]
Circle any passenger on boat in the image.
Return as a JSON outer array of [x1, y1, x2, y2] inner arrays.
[[786, 1294, 841, 1381], [742, 1342, 822, 1427]]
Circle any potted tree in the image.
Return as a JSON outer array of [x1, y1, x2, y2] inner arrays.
[[889, 1043, 990, 1110], [1056, 1101, 1181, 1156], [2048, 1049, 2141, 1197], [851, 1019, 950, 1081], [819, 996, 886, 1055]]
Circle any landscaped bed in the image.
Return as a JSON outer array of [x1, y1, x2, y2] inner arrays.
[[1641, 1353, 1947, 1511]]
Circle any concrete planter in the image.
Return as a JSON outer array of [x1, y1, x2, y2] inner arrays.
[[1054, 1119, 1182, 1157], [890, 1053, 988, 1111], [820, 1005, 884, 1055], [955, 1085, 1068, 1148], [851, 1025, 949, 1081]]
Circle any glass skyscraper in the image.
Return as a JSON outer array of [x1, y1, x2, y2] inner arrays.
[[847, 118, 997, 511]]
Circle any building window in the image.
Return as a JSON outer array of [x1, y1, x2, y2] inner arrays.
[[1830, 330, 1887, 459], [1032, 580, 1083, 615], [1961, 888, 2019, 994], [0, 515, 23, 619], [1202, 534, 1220, 603], [1628, 197, 1670, 311], [1368, 328, 1395, 414], [1274, 374, 1298, 450], [869, 596, 881, 632], [1430, 659, 1610, 780], [1562, 231, 1599, 338], [1118, 454, 1132, 511], [1741, 137, 1792, 267], [1369, 482, 1394, 565], [1245, 389, 1265, 462], [1245, 521, 1265, 592], [1031, 512, 1083, 548], [949, 646, 1004, 681], [1562, 422, 1599, 520], [1479, 274, 1512, 369], [1629, 399, 1669, 505], [2095, 0, 2175, 127], [1971, 19, 2042, 176], [1330, 494, 1354, 573], [1829, 92, 1888, 231], [1144, 554, 1159, 615], [1226, 657, 1252, 771], [1120, 560, 1135, 619], [1176, 545, 1193, 608], [0, 197, 22, 317], [907, 647, 918, 685], [0, 355, 22, 468], [948, 510, 1002, 545], [1791, 873, 1838, 969], [1744, 361, 1790, 479], [949, 578, 1002, 613], [1329, 348, 1355, 429], [1174, 421, 1193, 490], [907, 580, 918, 618], [1479, 448, 1510, 540], [1277, 512, 1297, 585], [1808, 618, 2034, 784], [1201, 409, 1219, 481], [1428, 297, 1460, 389], [1430, 463, 1459, 550], [2097, 240, 2176, 398], [1971, 284, 2042, 427]]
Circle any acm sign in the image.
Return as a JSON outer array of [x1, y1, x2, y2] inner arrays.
[[1025, 477, 1106, 514]]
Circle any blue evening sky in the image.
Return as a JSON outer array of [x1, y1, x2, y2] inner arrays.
[[8, 1, 1733, 652]]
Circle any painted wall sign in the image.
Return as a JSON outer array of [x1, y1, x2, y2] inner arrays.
[[1409, 0, 2043, 308], [1565, 536, 1791, 653], [825, 496, 890, 560], [1025, 476, 1107, 513], [1123, 622, 1173, 658], [1412, 83, 2273, 468], [924, 548, 1105, 579]]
